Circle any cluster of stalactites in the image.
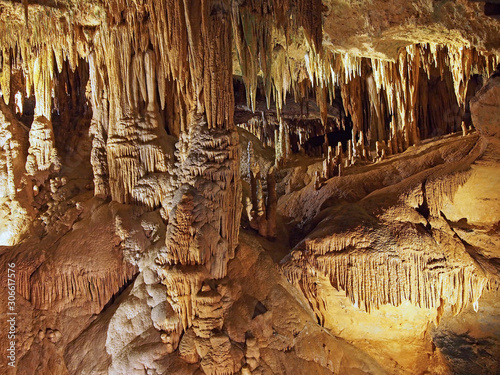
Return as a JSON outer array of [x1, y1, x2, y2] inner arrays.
[[319, 45, 497, 144], [27, 263, 137, 314], [418, 44, 499, 108], [234, 41, 497, 164], [365, 45, 498, 147], [284, 250, 487, 323], [0, 21, 86, 177], [80, 0, 241, 206], [231, 0, 323, 118], [0, 0, 89, 111], [237, 113, 276, 149], [0, 0, 238, 201], [96, 0, 235, 130], [88, 33, 173, 206]]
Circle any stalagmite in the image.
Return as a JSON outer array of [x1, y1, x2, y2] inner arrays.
[[375, 140, 386, 162], [346, 139, 353, 167], [275, 119, 292, 168], [247, 142, 277, 239], [25, 116, 59, 175], [266, 167, 277, 240], [256, 177, 267, 238], [314, 170, 323, 190]]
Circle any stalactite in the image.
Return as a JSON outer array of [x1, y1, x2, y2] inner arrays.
[[284, 249, 487, 317], [283, 161, 487, 321], [24, 264, 137, 314], [0, 102, 23, 198], [0, 47, 11, 105], [32, 46, 55, 120], [424, 170, 472, 217], [341, 75, 363, 139], [316, 85, 328, 129], [200, 0, 234, 130]]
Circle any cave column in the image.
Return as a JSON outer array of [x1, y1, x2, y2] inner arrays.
[[154, 1, 242, 373], [88, 52, 110, 199]]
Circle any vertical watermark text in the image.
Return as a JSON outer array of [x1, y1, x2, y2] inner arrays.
[[6, 263, 16, 368]]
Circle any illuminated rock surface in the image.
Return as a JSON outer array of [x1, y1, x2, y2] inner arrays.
[[0, 1, 499, 374]]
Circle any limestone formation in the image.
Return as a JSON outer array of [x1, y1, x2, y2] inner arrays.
[[0, 1, 500, 375], [246, 142, 278, 239]]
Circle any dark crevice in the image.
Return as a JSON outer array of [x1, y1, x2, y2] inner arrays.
[[252, 301, 268, 318], [100, 270, 139, 314], [416, 180, 431, 229], [485, 2, 500, 18]]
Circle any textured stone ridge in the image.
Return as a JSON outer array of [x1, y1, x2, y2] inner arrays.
[[471, 75, 500, 138]]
